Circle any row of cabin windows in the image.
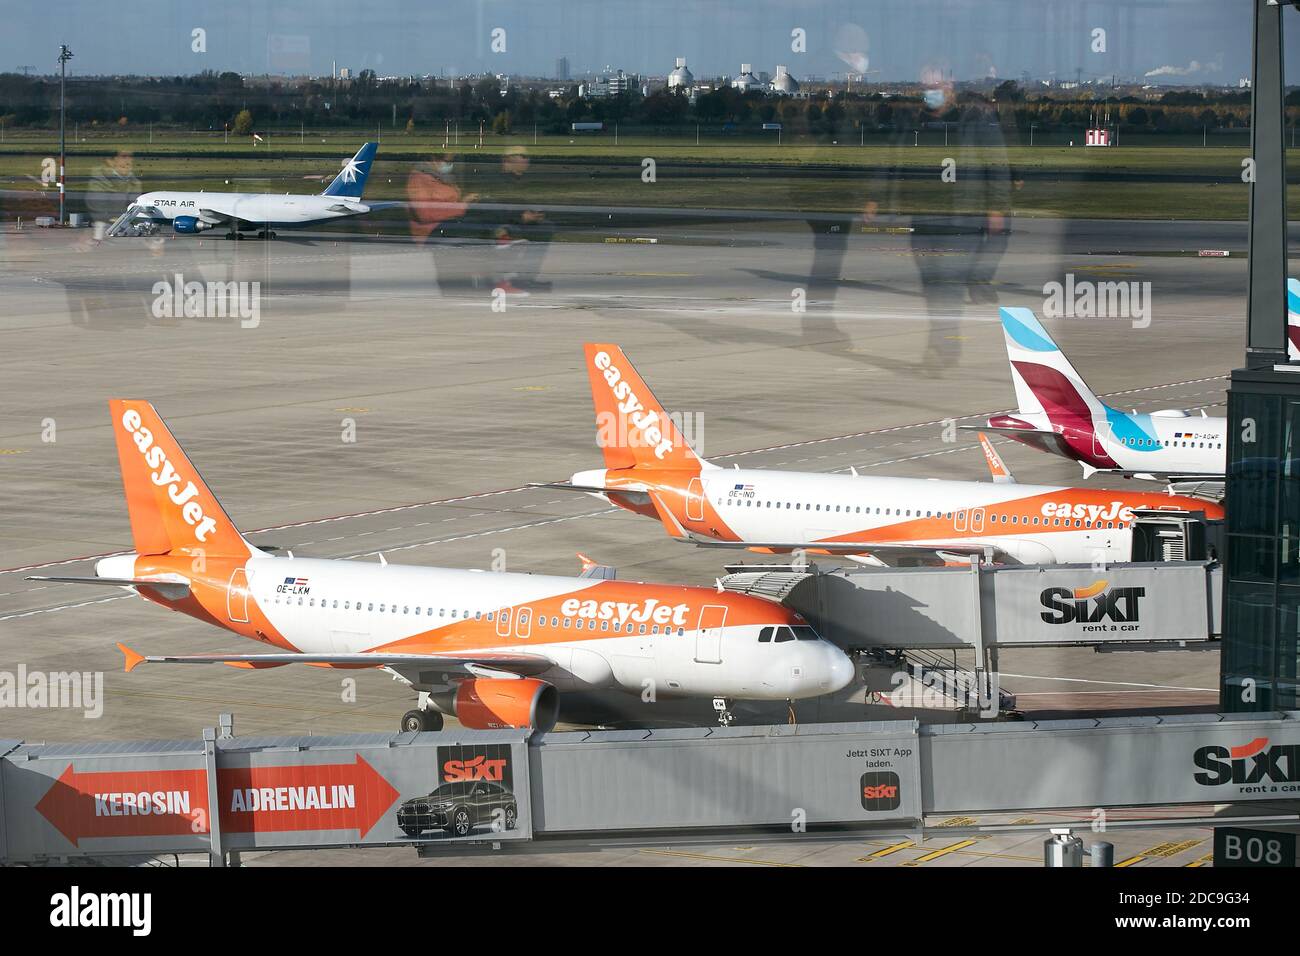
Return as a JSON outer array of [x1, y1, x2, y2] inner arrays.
[[266, 594, 686, 635], [718, 498, 1125, 529], [1122, 437, 1221, 450]]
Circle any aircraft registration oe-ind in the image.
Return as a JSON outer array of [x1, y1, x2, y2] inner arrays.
[[541, 343, 1224, 567], [971, 306, 1228, 483], [27, 401, 853, 732], [124, 141, 381, 237]]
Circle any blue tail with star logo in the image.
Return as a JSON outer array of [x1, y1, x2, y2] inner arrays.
[[321, 142, 378, 199]]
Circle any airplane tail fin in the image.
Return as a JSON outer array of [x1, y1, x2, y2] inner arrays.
[[108, 399, 252, 558], [998, 306, 1107, 423], [583, 343, 707, 472], [1288, 278, 1300, 361], [321, 142, 378, 199]]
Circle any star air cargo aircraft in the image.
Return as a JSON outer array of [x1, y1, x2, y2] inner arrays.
[[122, 142, 382, 238], [969, 307, 1227, 483], [28, 401, 853, 732], [542, 344, 1222, 566]]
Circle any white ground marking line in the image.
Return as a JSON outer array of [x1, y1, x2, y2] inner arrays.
[[0, 377, 1228, 577], [999, 673, 1216, 692], [339, 510, 618, 560], [0, 594, 134, 622]]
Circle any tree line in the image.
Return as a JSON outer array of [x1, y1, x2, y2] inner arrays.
[[0, 70, 1284, 137]]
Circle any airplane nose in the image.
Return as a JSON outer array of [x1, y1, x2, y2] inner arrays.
[[824, 645, 855, 693]]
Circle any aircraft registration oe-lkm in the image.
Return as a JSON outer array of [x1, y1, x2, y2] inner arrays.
[[123, 142, 382, 237], [27, 401, 853, 732], [540, 343, 1223, 567]]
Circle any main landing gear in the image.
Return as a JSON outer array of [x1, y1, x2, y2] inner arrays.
[[400, 709, 444, 733], [712, 697, 736, 727]]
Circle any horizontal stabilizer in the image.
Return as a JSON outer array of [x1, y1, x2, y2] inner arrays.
[[529, 481, 652, 506], [27, 575, 191, 600]]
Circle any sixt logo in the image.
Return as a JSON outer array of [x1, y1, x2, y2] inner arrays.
[[442, 755, 507, 783], [121, 408, 217, 543], [1193, 737, 1300, 789], [593, 350, 674, 460], [1040, 579, 1144, 627]]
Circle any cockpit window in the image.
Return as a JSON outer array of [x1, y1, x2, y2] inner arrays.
[[758, 626, 773, 643], [792, 626, 819, 641], [774, 627, 795, 643]]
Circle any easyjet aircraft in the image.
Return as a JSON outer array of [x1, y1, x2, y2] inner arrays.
[[29, 401, 853, 732], [545, 344, 1223, 566], [970, 306, 1226, 482]]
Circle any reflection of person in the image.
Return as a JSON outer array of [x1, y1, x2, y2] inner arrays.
[[406, 152, 477, 293], [85, 150, 140, 242], [488, 146, 552, 295], [867, 63, 1013, 372]]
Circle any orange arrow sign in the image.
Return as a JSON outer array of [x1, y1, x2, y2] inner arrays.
[[36, 755, 401, 845]]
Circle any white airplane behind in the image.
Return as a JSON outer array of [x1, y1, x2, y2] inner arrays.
[[970, 307, 1227, 483], [123, 142, 380, 237], [541, 344, 1222, 568]]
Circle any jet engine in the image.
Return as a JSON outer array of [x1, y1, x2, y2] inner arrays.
[[172, 216, 211, 234], [434, 678, 559, 733]]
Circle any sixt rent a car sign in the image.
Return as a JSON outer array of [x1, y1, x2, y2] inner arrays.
[[1039, 579, 1143, 630], [1193, 737, 1300, 794]]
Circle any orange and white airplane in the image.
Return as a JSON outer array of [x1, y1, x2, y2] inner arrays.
[[545, 344, 1224, 565], [28, 401, 854, 732]]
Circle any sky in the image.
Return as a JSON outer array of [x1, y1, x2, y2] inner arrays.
[[11, 0, 1300, 84]]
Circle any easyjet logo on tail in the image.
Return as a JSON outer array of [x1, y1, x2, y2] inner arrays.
[[121, 408, 218, 543], [592, 350, 674, 460]]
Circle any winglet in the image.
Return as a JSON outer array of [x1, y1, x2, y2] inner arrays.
[[577, 552, 597, 573], [117, 642, 146, 673], [1080, 461, 1099, 480], [977, 433, 1015, 483]]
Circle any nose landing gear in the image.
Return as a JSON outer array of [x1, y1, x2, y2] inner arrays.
[[711, 697, 736, 727], [400, 709, 444, 733]]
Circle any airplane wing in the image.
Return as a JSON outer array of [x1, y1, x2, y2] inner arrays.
[[116, 642, 553, 677], [576, 552, 617, 579], [959, 423, 1075, 458], [27, 574, 191, 600], [196, 208, 230, 225]]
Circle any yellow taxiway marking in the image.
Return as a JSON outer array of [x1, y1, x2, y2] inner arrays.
[[0, 449, 27, 455], [1186, 853, 1214, 868], [903, 840, 978, 865], [1143, 839, 1203, 858], [861, 840, 914, 860], [936, 816, 979, 828], [639, 848, 802, 867], [1115, 855, 1146, 868]]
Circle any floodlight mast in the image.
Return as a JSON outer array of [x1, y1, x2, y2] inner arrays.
[[57, 44, 73, 226]]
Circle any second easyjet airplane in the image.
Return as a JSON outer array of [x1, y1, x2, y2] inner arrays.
[[545, 344, 1223, 565], [29, 401, 853, 732]]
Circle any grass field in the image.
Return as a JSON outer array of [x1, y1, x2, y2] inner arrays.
[[0, 128, 1285, 220]]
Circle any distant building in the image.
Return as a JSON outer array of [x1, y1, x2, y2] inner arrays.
[[556, 57, 570, 82], [667, 56, 694, 90], [731, 63, 763, 93], [770, 64, 799, 95], [580, 69, 633, 99]]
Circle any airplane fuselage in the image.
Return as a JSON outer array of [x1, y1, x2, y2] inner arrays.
[[574, 466, 1223, 564], [134, 190, 368, 230], [95, 551, 852, 702]]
